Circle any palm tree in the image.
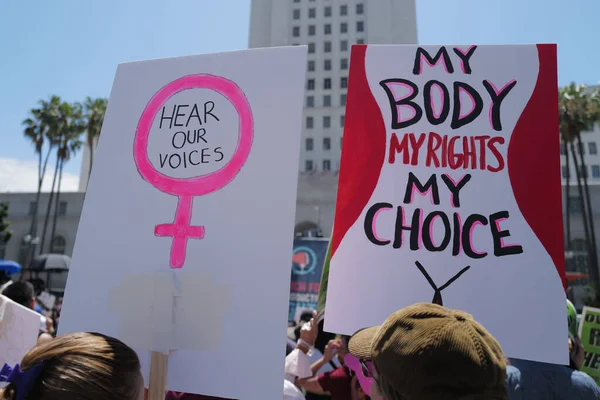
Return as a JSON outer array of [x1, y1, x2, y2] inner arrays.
[[559, 83, 600, 294], [38, 129, 61, 254], [562, 136, 571, 247], [22, 96, 60, 262], [49, 102, 85, 251], [83, 97, 107, 181]]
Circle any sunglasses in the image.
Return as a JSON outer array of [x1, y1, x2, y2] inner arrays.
[[360, 359, 379, 385], [344, 354, 374, 396], [359, 359, 373, 377]]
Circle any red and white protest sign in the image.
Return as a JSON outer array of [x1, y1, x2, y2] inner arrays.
[[325, 44, 567, 364]]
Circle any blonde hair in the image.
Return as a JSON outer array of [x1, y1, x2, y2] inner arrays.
[[0, 332, 141, 400]]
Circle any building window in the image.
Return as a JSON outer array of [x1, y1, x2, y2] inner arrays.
[[324, 59, 331, 70], [307, 96, 314, 108], [561, 166, 568, 178], [324, 78, 331, 89], [356, 3, 364, 14], [59, 201, 67, 216], [323, 116, 331, 128], [306, 160, 314, 171], [309, 25, 316, 36], [341, 58, 348, 70], [306, 116, 314, 129], [28, 201, 37, 216], [341, 40, 348, 51], [323, 159, 331, 170], [560, 143, 566, 155], [340, 115, 345, 127], [306, 138, 314, 151], [590, 142, 598, 155], [357, 21, 364, 32], [340, 137, 343, 149], [293, 26, 300, 37], [307, 79, 315, 90], [340, 94, 347, 106], [581, 165, 588, 178], [323, 95, 331, 107], [323, 137, 331, 150], [341, 77, 348, 88], [51, 235, 67, 254], [308, 43, 315, 53], [340, 22, 348, 33], [308, 60, 315, 72], [324, 6, 332, 17], [324, 41, 332, 53], [340, 5, 348, 15], [309, 8, 316, 18], [593, 165, 600, 178], [357, 38, 365, 44], [293, 9, 300, 19], [324, 24, 331, 35], [294, 0, 300, 2]]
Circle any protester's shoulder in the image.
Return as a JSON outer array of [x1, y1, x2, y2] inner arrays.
[[505, 365, 522, 384], [504, 365, 522, 398], [506, 364, 521, 376], [570, 370, 600, 397]]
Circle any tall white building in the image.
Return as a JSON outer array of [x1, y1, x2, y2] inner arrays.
[[249, 0, 417, 175], [249, 0, 417, 235]]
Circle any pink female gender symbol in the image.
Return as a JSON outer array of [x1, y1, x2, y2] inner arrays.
[[133, 74, 253, 269]]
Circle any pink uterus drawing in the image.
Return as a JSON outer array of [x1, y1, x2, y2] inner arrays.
[[133, 74, 253, 268]]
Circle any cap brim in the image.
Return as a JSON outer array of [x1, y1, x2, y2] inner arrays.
[[348, 326, 380, 360]]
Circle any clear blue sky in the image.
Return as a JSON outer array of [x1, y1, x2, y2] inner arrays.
[[0, 0, 598, 182]]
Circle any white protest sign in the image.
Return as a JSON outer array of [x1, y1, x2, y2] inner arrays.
[[325, 44, 567, 364], [37, 291, 56, 310], [59, 47, 307, 399], [0, 295, 41, 368]]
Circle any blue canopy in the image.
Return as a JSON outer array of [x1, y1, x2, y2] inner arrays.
[[0, 259, 21, 274]]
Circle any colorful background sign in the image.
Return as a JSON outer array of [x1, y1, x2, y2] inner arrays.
[[579, 306, 600, 385], [289, 238, 328, 322]]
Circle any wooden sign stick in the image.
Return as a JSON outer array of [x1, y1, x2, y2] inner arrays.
[[148, 352, 168, 400]]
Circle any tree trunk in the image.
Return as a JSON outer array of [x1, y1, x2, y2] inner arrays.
[[570, 141, 599, 289], [577, 133, 599, 285], [26, 145, 54, 266], [39, 153, 60, 254], [49, 157, 64, 252], [565, 141, 571, 248], [87, 144, 94, 183]]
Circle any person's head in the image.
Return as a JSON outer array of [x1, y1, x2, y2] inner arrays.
[[348, 303, 507, 400], [0, 332, 143, 400], [299, 311, 314, 324], [2, 282, 35, 309]]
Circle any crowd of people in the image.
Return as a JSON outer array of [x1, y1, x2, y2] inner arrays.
[[1, 278, 599, 399]]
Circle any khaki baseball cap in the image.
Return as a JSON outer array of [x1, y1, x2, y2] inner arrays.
[[348, 303, 507, 400]]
